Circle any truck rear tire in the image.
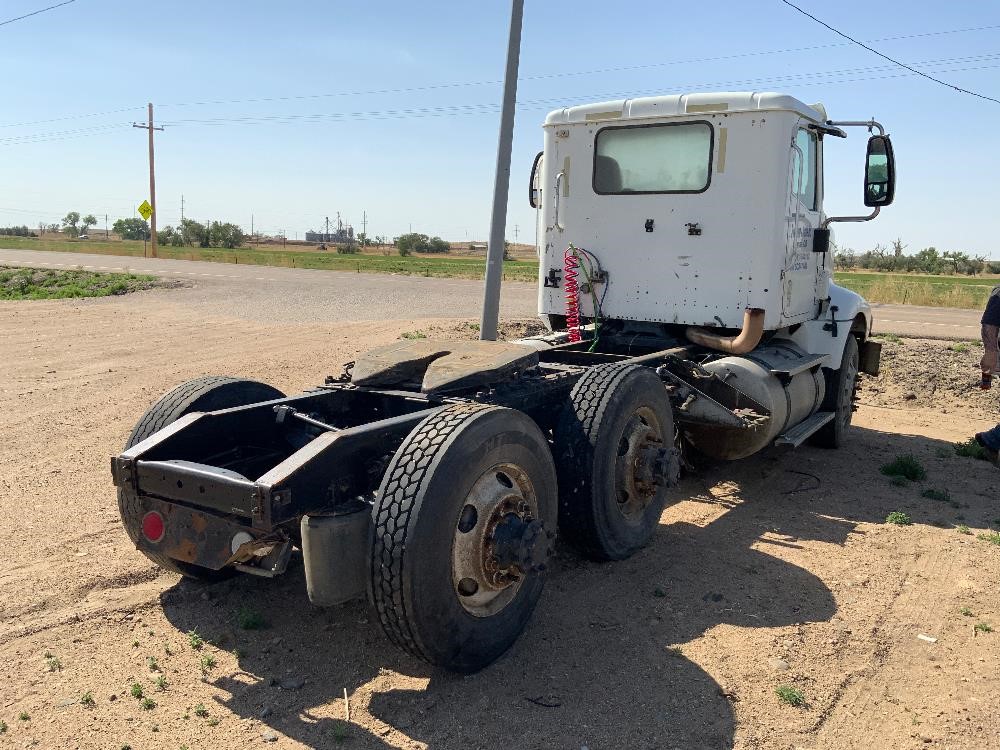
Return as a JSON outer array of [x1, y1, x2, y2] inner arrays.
[[554, 364, 678, 561], [119, 376, 285, 579], [369, 404, 557, 673], [811, 335, 860, 449]]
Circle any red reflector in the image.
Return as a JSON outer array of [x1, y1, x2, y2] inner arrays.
[[142, 511, 165, 543]]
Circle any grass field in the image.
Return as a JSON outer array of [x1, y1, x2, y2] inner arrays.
[[0, 236, 539, 282], [3, 237, 997, 307], [0, 265, 157, 300], [833, 271, 997, 309]]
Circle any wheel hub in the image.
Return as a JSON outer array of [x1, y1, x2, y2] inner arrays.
[[452, 464, 552, 617], [614, 408, 672, 520]]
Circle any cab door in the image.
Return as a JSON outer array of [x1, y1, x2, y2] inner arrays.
[[783, 125, 821, 321]]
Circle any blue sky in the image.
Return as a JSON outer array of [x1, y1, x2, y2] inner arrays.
[[1, 0, 998, 256]]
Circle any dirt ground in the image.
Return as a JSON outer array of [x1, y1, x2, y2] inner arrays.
[[1, 289, 998, 750]]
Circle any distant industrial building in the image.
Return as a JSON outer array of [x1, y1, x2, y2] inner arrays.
[[305, 227, 354, 243]]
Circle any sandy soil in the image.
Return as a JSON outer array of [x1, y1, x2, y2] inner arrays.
[[1, 289, 998, 750]]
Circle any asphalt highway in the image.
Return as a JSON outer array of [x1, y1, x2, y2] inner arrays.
[[0, 248, 985, 338]]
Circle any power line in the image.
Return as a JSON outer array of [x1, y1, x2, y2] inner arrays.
[[0, 19, 995, 128], [155, 53, 1000, 127], [0, 0, 76, 28], [156, 22, 1000, 110], [779, 0, 1000, 105], [3, 52, 1000, 147]]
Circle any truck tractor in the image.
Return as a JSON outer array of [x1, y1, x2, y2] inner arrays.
[[111, 91, 894, 673]]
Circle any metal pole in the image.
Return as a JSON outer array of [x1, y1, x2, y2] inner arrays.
[[147, 102, 158, 259], [479, 0, 523, 341]]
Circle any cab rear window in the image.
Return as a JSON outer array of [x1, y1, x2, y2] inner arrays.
[[593, 121, 713, 194]]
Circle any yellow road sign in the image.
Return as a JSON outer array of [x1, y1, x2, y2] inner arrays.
[[137, 200, 153, 220]]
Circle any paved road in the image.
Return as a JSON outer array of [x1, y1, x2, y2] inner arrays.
[[0, 248, 538, 324], [0, 248, 984, 338]]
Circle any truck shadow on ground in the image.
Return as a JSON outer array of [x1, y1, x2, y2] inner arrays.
[[158, 425, 980, 749]]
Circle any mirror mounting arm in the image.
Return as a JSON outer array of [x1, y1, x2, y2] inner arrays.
[[823, 205, 880, 229], [827, 119, 885, 136]]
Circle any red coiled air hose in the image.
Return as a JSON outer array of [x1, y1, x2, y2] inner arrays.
[[563, 246, 581, 342]]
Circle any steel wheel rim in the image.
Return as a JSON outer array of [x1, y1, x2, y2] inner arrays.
[[613, 406, 666, 523], [451, 462, 539, 618]]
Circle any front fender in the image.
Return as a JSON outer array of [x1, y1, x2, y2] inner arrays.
[[778, 283, 872, 368]]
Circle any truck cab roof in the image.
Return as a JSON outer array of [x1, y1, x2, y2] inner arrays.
[[544, 91, 828, 126]]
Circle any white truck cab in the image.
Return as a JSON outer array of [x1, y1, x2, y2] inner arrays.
[[531, 91, 894, 355]]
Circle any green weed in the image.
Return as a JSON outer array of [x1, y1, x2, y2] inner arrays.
[[80, 691, 95, 707], [974, 622, 993, 633], [147, 656, 159, 672], [776, 685, 806, 707], [886, 511, 912, 526], [976, 531, 1000, 546], [921, 488, 950, 502], [130, 682, 144, 699], [0, 720, 6, 733], [236, 607, 266, 630], [960, 606, 974, 617], [194, 703, 209, 718], [400, 330, 427, 340], [880, 455, 926, 481], [874, 332, 903, 343], [46, 656, 62, 672], [950, 342, 971, 353], [954, 438, 991, 461], [889, 475, 909, 487], [957, 524, 972, 535], [140, 697, 156, 710], [187, 630, 204, 650], [155, 674, 167, 691], [18, 711, 29, 721], [200, 654, 216, 673]]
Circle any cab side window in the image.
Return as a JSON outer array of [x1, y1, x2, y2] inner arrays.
[[794, 129, 818, 211]]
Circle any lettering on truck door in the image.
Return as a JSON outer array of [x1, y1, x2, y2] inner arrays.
[[783, 124, 821, 321]]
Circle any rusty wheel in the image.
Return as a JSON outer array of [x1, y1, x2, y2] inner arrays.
[[555, 364, 680, 561], [369, 404, 557, 673]]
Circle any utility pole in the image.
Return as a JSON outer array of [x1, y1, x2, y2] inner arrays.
[[132, 102, 163, 258], [514, 224, 519, 243], [251, 214, 254, 245], [325, 216, 330, 241], [480, 0, 524, 340], [180, 194, 184, 224], [362, 211, 367, 238], [105, 213, 108, 239]]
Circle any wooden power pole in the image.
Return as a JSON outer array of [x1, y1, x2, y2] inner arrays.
[[133, 103, 163, 257]]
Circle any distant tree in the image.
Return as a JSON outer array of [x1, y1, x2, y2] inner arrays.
[[61, 212, 97, 238], [833, 245, 857, 270], [425, 236, 450, 254], [46, 223, 60, 233], [112, 217, 150, 241], [0, 225, 36, 237], [891, 237, 907, 258], [396, 233, 429, 253], [180, 218, 206, 246], [209, 221, 244, 249], [61, 211, 80, 238]]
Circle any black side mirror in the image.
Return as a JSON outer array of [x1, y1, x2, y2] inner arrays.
[[528, 150, 543, 208], [864, 134, 895, 208]]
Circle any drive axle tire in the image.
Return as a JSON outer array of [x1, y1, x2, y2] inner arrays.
[[119, 376, 285, 579], [811, 335, 860, 449], [369, 404, 557, 673], [555, 364, 678, 561]]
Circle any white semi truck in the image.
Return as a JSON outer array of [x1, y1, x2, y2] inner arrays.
[[111, 91, 894, 672]]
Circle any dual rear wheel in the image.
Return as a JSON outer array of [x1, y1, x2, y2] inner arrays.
[[369, 364, 678, 671]]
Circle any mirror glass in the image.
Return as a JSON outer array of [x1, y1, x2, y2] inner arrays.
[[864, 135, 895, 207]]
